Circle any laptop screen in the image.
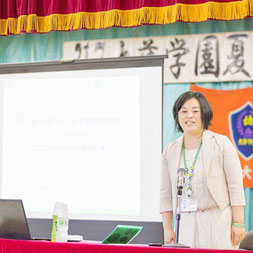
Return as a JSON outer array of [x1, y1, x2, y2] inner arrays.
[[0, 199, 31, 240]]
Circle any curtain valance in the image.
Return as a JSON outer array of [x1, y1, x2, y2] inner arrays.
[[0, 0, 252, 36]]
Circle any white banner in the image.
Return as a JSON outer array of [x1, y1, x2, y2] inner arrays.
[[63, 31, 253, 83]]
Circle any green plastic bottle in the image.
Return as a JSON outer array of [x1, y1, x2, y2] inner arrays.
[[51, 214, 58, 242]]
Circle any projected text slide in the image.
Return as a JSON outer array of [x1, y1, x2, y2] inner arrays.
[[2, 76, 140, 218]]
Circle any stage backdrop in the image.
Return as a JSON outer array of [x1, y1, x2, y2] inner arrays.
[[0, 19, 252, 231], [191, 85, 253, 188]]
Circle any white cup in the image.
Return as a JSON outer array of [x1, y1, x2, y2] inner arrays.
[[53, 202, 68, 216]]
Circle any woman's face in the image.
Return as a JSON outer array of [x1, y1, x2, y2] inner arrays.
[[178, 98, 203, 135]]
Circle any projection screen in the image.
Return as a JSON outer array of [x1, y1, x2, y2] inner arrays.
[[0, 56, 164, 223]]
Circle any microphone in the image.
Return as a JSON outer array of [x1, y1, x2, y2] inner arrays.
[[177, 168, 186, 190]]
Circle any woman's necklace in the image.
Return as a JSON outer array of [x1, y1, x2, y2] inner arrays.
[[182, 139, 202, 198]]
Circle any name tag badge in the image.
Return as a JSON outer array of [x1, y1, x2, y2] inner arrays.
[[180, 198, 198, 213]]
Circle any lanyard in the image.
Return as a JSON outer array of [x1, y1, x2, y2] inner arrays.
[[182, 139, 202, 197]]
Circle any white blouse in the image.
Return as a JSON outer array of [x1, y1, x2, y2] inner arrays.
[[179, 147, 218, 210]]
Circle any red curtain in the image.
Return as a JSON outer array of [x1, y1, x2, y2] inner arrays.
[[0, 0, 252, 35]]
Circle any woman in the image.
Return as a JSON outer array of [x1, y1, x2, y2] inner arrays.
[[160, 91, 245, 249]]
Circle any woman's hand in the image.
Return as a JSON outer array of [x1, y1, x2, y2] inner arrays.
[[231, 206, 245, 246], [162, 211, 174, 244], [164, 228, 175, 245], [231, 225, 245, 246]]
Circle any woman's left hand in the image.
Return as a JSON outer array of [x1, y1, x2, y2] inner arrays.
[[231, 225, 245, 246]]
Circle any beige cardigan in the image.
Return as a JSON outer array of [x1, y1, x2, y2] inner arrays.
[[160, 130, 245, 215]]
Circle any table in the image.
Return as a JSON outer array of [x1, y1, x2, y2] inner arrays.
[[0, 239, 250, 253]]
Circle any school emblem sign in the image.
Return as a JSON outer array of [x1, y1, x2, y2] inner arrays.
[[191, 85, 253, 188], [229, 102, 253, 160]]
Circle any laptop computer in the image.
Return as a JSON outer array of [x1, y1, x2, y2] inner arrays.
[[0, 199, 34, 240]]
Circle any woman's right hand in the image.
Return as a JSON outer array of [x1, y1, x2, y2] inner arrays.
[[164, 228, 175, 244]]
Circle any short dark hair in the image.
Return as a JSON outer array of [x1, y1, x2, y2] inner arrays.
[[172, 91, 213, 132]]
